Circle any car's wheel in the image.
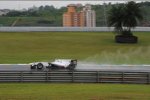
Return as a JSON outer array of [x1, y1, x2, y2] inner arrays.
[[46, 63, 52, 69], [31, 65, 36, 69], [37, 63, 44, 69], [67, 65, 75, 71]]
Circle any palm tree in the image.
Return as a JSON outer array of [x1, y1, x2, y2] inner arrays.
[[108, 4, 125, 34], [108, 1, 143, 43], [123, 1, 143, 35]]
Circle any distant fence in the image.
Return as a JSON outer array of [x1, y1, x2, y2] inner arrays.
[[0, 27, 150, 32], [0, 70, 149, 84]]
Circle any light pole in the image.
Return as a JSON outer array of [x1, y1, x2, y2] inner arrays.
[[103, 1, 108, 26]]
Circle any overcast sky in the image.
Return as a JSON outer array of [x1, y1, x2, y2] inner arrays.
[[0, 1, 144, 10]]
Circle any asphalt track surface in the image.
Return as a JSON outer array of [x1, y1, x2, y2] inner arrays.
[[0, 63, 150, 72]]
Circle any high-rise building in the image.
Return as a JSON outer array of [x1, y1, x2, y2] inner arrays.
[[63, 4, 96, 27], [83, 4, 96, 27], [63, 4, 76, 27]]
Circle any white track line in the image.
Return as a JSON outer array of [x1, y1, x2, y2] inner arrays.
[[0, 64, 29, 65]]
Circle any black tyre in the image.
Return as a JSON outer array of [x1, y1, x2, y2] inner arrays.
[[31, 65, 36, 69], [37, 63, 44, 69], [46, 63, 52, 69], [67, 65, 75, 71]]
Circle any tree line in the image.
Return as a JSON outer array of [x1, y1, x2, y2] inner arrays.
[[2, 1, 150, 26]]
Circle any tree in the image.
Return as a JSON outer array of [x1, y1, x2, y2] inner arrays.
[[123, 1, 143, 34], [108, 1, 143, 43], [108, 4, 125, 34]]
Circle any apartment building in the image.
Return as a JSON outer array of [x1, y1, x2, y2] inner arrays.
[[84, 4, 96, 27], [63, 4, 96, 27]]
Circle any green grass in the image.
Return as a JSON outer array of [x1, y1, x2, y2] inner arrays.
[[0, 32, 150, 64], [0, 17, 17, 26], [0, 32, 150, 100], [15, 17, 56, 26], [0, 17, 59, 26], [0, 83, 149, 100]]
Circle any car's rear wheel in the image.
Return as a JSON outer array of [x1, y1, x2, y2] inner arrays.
[[67, 65, 75, 71], [37, 63, 44, 69], [31, 65, 36, 69]]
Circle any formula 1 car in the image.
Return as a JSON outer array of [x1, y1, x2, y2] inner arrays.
[[30, 59, 77, 70]]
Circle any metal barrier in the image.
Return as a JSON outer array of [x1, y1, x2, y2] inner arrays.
[[0, 27, 150, 32], [0, 70, 149, 84]]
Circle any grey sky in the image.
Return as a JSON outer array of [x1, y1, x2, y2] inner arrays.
[[0, 1, 143, 10]]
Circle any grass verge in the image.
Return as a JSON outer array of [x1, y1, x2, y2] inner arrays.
[[0, 32, 149, 64], [0, 83, 150, 100]]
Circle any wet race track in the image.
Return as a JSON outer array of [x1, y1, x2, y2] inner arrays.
[[0, 62, 150, 72]]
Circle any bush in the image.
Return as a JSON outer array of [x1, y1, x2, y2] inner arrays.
[[37, 20, 54, 24]]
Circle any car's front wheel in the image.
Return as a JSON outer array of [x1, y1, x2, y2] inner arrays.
[[37, 63, 44, 69]]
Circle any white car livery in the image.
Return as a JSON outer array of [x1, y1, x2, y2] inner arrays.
[[30, 59, 77, 70]]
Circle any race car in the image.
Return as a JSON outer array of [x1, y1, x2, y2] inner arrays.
[[30, 59, 77, 70]]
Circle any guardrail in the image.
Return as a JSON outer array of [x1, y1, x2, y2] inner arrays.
[[0, 27, 150, 32], [0, 70, 149, 84]]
